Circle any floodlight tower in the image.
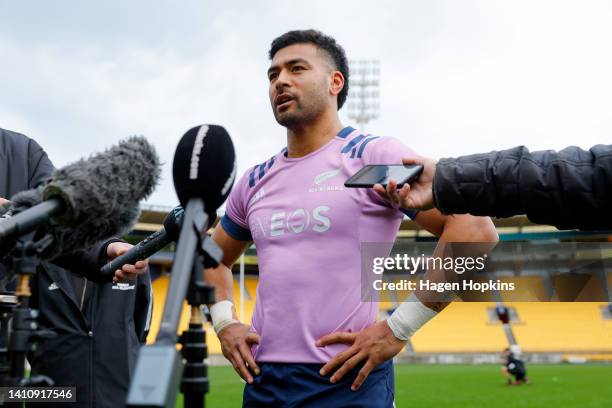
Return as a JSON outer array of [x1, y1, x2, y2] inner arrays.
[[347, 60, 380, 131]]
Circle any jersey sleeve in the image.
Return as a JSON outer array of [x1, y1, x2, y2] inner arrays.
[[220, 168, 253, 241], [362, 136, 421, 220]]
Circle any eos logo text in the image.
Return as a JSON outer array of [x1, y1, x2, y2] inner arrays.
[[269, 206, 331, 236]]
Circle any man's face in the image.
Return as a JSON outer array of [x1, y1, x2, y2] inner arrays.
[[267, 43, 335, 128]]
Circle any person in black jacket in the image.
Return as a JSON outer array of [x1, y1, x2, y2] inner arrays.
[[501, 347, 530, 385], [1, 127, 152, 408], [0, 128, 55, 200], [374, 144, 612, 231]]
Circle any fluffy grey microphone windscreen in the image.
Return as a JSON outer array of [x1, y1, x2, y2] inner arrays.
[[6, 136, 161, 259], [43, 136, 160, 227]]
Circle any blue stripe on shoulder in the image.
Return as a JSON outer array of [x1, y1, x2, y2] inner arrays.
[[337, 126, 355, 139], [357, 136, 380, 158], [221, 214, 253, 241], [341, 134, 366, 154], [249, 153, 279, 188], [248, 166, 257, 187], [400, 208, 419, 220]]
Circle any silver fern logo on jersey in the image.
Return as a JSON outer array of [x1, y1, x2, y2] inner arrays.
[[309, 168, 344, 193]]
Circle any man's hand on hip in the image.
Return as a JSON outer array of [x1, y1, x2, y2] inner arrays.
[[218, 322, 261, 384], [316, 321, 406, 391]]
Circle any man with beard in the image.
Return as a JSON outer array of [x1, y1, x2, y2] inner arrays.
[[206, 30, 498, 407]]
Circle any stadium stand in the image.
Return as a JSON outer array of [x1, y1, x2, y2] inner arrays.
[[148, 276, 612, 357]]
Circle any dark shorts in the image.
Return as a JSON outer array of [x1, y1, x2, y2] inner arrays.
[[243, 360, 395, 408]]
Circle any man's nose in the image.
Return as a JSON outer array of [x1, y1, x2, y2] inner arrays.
[[275, 70, 291, 91]]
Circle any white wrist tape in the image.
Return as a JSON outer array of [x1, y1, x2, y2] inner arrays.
[[210, 300, 239, 334], [386, 293, 438, 341]]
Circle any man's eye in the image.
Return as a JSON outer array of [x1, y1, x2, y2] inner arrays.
[[292, 66, 305, 72], [268, 73, 277, 81]]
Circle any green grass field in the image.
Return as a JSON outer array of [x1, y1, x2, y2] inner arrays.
[[177, 364, 612, 407]]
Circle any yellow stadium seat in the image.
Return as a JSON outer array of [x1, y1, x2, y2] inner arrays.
[[150, 276, 612, 356]]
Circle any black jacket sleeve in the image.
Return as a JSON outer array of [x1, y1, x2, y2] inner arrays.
[[0, 128, 54, 198], [433, 144, 612, 230], [52, 238, 123, 283], [27, 138, 55, 189]]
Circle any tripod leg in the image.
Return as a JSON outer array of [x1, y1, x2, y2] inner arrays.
[[181, 306, 208, 408]]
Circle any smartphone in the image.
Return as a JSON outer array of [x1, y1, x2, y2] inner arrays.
[[344, 164, 424, 188]]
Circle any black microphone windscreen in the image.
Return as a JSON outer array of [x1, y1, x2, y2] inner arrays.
[[172, 125, 236, 221]]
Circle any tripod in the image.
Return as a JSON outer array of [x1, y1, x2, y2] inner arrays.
[[0, 292, 18, 386], [127, 198, 222, 408], [0, 236, 56, 406], [178, 253, 216, 408]]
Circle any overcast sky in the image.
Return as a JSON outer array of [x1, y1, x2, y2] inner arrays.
[[1, 0, 611, 207]]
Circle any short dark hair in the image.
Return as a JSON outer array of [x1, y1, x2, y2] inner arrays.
[[269, 29, 349, 110]]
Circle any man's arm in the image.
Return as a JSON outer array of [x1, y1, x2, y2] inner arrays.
[[399, 144, 612, 230], [434, 145, 612, 230], [207, 225, 250, 303], [410, 208, 498, 311], [205, 223, 260, 384], [27, 138, 55, 189], [318, 186, 498, 390], [53, 239, 148, 283]]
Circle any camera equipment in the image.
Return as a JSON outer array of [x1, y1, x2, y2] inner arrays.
[[0, 136, 160, 403]]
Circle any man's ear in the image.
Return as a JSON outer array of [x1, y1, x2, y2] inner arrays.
[[330, 70, 345, 98]]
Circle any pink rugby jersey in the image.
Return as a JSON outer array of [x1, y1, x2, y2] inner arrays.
[[221, 126, 419, 363]]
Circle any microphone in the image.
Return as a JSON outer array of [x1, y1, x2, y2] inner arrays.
[[0, 136, 161, 260], [99, 206, 184, 278], [172, 124, 236, 225], [126, 126, 233, 407]]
